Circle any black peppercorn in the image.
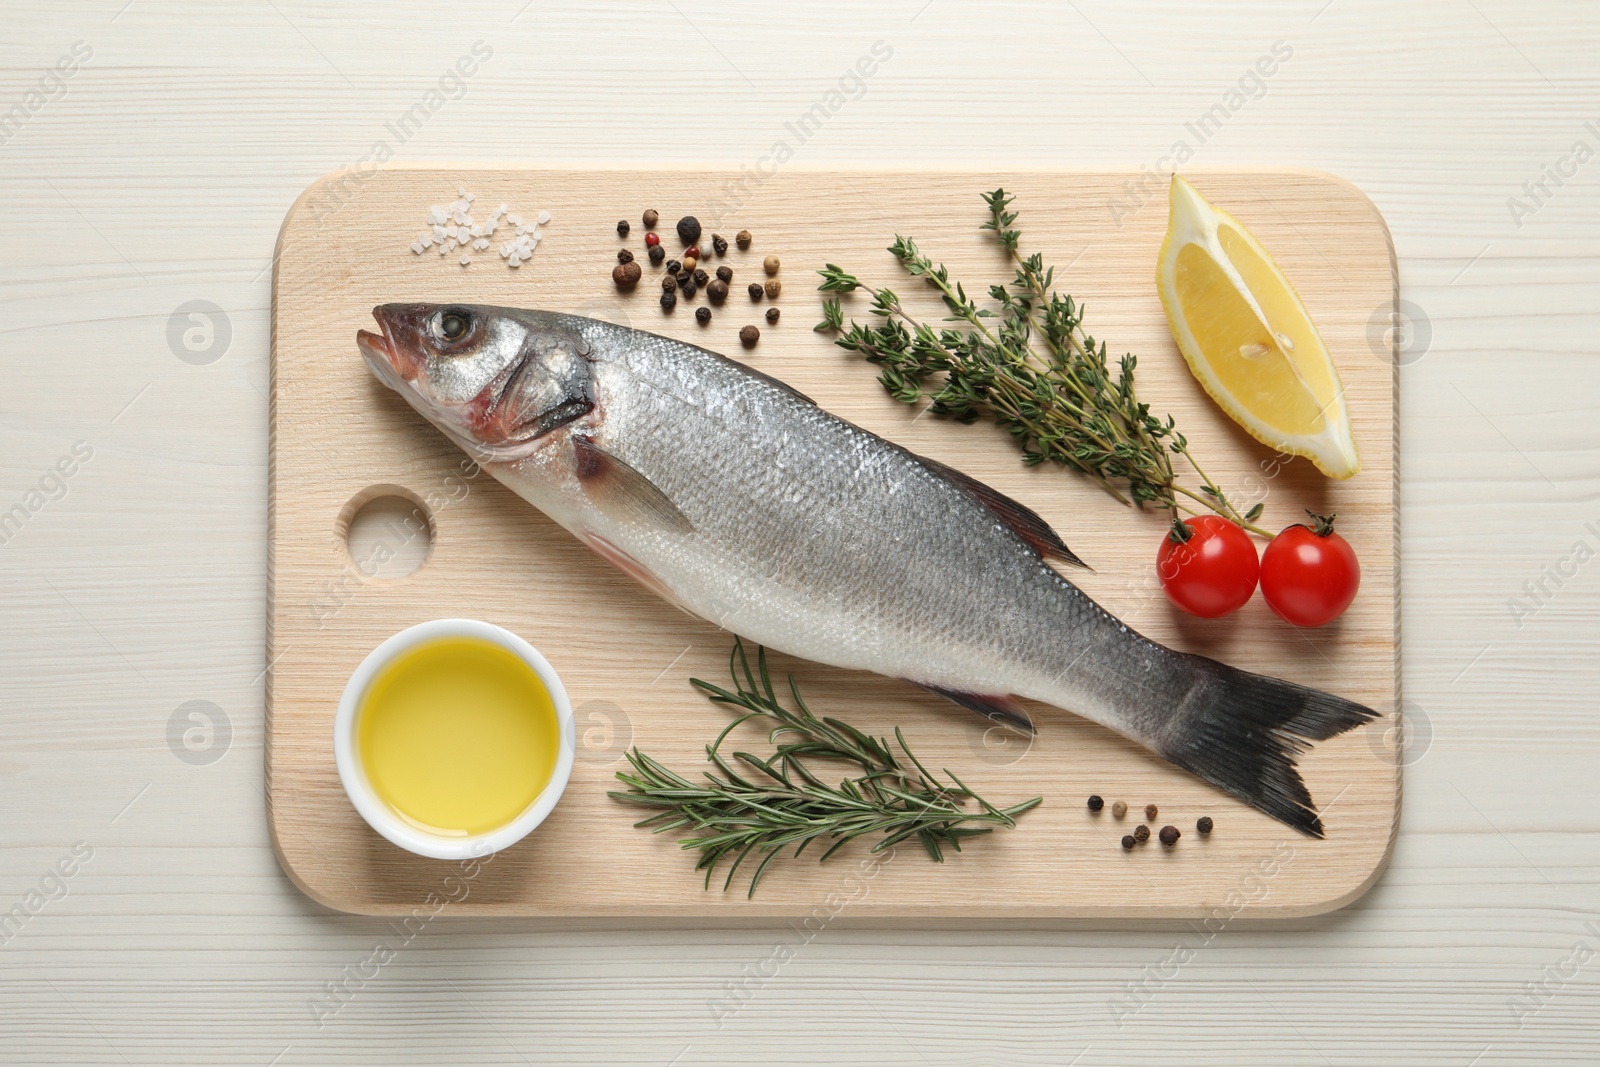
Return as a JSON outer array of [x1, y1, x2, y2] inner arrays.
[[1158, 825, 1180, 847], [675, 269, 692, 287], [739, 325, 759, 347], [1133, 824, 1150, 843], [1196, 816, 1213, 835], [676, 215, 701, 245], [1121, 834, 1136, 851], [693, 268, 709, 287], [712, 234, 728, 256], [707, 278, 729, 303], [715, 265, 733, 283], [662, 274, 677, 292], [617, 248, 634, 264], [647, 244, 665, 266], [617, 220, 630, 237], [765, 307, 779, 324], [1087, 795, 1104, 812], [736, 229, 751, 250], [695, 306, 711, 325], [642, 208, 659, 228], [1144, 804, 1158, 821], [660, 291, 676, 311], [748, 282, 764, 300], [665, 259, 681, 275], [681, 280, 697, 299]]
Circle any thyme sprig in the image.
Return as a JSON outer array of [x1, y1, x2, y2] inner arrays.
[[814, 189, 1269, 536], [608, 640, 1041, 897]]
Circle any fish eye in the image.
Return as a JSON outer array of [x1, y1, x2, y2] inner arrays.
[[437, 309, 471, 343]]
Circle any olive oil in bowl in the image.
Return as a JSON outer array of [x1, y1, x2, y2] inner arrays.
[[335, 620, 574, 860], [358, 636, 560, 836]]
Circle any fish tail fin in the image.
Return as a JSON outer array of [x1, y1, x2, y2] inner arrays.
[[1160, 656, 1377, 838]]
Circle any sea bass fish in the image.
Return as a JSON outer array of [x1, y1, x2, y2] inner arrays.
[[358, 304, 1375, 836]]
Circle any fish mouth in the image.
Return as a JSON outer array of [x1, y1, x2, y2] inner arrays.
[[357, 309, 412, 388]]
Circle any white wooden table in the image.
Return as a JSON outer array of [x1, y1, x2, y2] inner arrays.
[[2, 2, 1596, 1063]]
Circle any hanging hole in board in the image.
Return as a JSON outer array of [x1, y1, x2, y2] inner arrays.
[[338, 486, 435, 579]]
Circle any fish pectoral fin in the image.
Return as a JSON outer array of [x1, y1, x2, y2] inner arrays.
[[572, 435, 694, 535], [915, 454, 1088, 569], [914, 683, 1036, 734]]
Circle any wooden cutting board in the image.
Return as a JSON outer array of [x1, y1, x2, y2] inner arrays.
[[268, 167, 1399, 918]]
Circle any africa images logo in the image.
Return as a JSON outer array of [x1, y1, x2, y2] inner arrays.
[[0, 41, 93, 149]]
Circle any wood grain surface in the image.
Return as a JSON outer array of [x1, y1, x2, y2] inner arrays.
[[268, 166, 1397, 916], [4, 2, 1598, 1063]]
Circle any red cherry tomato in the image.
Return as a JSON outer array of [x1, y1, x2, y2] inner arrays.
[[1260, 513, 1360, 627], [1156, 516, 1259, 618]]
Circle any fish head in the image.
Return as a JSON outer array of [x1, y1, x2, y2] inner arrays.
[[358, 303, 596, 461]]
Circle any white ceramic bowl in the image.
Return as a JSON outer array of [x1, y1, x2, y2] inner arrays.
[[334, 618, 575, 861]]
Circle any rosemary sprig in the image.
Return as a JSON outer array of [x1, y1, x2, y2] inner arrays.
[[608, 640, 1042, 897], [814, 189, 1269, 536]]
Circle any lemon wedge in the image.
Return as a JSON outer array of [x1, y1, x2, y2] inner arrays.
[[1156, 175, 1360, 479]]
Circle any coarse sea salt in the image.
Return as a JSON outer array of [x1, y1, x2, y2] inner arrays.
[[408, 189, 549, 269]]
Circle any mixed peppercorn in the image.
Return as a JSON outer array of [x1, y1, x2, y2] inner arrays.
[[613, 210, 779, 346], [1091, 795, 1213, 852]]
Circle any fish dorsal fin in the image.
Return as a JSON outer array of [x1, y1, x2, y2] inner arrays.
[[728, 355, 818, 406], [916, 454, 1087, 569], [913, 683, 1036, 733], [572, 435, 694, 534]]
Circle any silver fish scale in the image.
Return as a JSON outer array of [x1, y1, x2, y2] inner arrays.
[[524, 322, 1168, 736]]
